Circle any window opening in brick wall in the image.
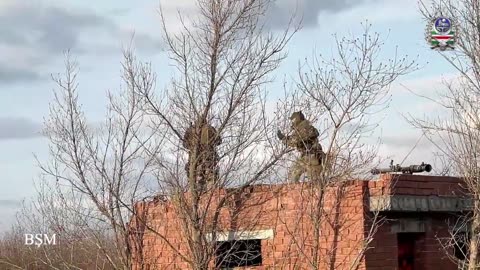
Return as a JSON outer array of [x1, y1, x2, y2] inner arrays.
[[215, 239, 262, 268], [398, 233, 418, 270]]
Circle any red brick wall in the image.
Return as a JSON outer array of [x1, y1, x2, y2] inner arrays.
[[129, 174, 467, 270], [369, 174, 466, 197], [365, 174, 466, 270], [130, 181, 372, 269], [364, 215, 459, 270]]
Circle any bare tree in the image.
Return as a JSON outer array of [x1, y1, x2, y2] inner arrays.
[[128, 1, 299, 269], [0, 0, 297, 269], [274, 24, 416, 269], [0, 182, 120, 270], [0, 48, 164, 270], [411, 1, 480, 269], [1, 1, 417, 269]]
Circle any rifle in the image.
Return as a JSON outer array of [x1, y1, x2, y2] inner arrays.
[[371, 160, 432, 175]]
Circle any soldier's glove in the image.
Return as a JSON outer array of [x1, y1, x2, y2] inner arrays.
[[277, 130, 285, 140]]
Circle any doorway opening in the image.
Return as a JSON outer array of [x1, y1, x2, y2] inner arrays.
[[398, 233, 421, 270]]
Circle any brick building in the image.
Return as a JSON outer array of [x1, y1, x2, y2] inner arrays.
[[129, 174, 471, 269]]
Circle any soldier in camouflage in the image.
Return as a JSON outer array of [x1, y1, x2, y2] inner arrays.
[[277, 111, 325, 182], [183, 119, 222, 190]]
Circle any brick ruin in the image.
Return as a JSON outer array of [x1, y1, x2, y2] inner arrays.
[[129, 174, 471, 269]]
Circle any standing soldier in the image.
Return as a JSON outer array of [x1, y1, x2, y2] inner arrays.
[[183, 118, 222, 190], [277, 111, 325, 182]]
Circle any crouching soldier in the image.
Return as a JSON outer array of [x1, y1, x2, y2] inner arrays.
[[277, 111, 325, 182]]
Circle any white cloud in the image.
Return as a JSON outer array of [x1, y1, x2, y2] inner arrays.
[[0, 117, 42, 140], [320, 0, 419, 25]]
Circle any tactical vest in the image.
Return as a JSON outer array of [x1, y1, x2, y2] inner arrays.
[[291, 120, 320, 148]]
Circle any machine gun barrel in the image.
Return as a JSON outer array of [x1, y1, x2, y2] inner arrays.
[[371, 162, 432, 175]]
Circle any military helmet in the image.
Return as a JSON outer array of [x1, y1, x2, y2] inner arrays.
[[290, 111, 305, 124]]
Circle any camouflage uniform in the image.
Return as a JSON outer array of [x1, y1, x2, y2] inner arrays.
[[183, 120, 221, 189], [278, 111, 325, 182]]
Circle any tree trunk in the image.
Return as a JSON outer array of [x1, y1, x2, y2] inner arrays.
[[468, 200, 480, 270]]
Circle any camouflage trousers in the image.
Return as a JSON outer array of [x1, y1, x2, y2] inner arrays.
[[185, 152, 219, 189], [288, 152, 325, 183]]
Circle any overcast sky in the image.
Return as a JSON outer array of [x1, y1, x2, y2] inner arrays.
[[0, 0, 457, 231]]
